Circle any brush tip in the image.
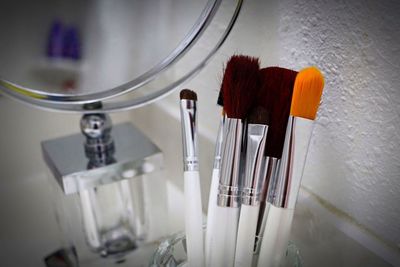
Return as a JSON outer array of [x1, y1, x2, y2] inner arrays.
[[180, 89, 197, 101], [260, 66, 298, 158], [247, 106, 269, 125], [291, 66, 325, 120], [222, 55, 261, 119]]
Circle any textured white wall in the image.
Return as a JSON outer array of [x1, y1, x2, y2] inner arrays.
[[276, 0, 400, 248]]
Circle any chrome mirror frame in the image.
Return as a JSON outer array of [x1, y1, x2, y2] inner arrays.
[[0, 0, 243, 113]]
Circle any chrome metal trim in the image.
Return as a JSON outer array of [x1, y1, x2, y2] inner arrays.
[[80, 113, 116, 168], [213, 115, 225, 170], [254, 157, 279, 254], [179, 99, 198, 172], [217, 118, 243, 208], [42, 123, 163, 195], [241, 124, 268, 206], [268, 116, 314, 209]]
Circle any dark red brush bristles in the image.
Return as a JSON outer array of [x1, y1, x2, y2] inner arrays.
[[222, 55, 261, 119], [258, 67, 298, 158], [247, 106, 269, 125]]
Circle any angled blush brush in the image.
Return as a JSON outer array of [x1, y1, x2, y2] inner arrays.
[[258, 67, 324, 267], [209, 55, 260, 267], [179, 89, 205, 267], [253, 67, 298, 259], [234, 106, 269, 267]]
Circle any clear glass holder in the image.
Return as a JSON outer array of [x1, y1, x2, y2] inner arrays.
[[149, 231, 303, 267]]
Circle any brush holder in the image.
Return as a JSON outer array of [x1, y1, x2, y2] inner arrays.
[[149, 230, 304, 267]]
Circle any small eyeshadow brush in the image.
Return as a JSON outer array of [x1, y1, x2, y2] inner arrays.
[[179, 89, 205, 267]]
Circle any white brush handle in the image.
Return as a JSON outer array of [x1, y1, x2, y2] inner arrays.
[[234, 204, 260, 267], [209, 205, 240, 267], [257, 205, 294, 267], [184, 171, 205, 267], [205, 168, 220, 265]]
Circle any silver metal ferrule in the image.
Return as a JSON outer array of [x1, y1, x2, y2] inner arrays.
[[180, 99, 198, 172], [217, 118, 243, 208], [253, 157, 280, 254], [213, 115, 225, 170], [267, 116, 314, 209], [241, 124, 268, 206]]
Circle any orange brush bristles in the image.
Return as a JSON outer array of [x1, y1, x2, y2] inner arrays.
[[290, 67, 325, 120]]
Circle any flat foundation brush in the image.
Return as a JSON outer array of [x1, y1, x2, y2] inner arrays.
[[258, 67, 324, 267], [234, 106, 269, 267], [179, 89, 205, 267], [253, 67, 298, 261], [209, 55, 260, 267]]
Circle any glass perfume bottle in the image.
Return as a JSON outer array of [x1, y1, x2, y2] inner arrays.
[[42, 110, 163, 263], [78, 113, 148, 258]]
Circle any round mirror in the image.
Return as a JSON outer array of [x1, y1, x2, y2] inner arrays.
[[0, 0, 242, 112]]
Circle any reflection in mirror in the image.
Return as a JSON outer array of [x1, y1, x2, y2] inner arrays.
[[0, 0, 207, 95]]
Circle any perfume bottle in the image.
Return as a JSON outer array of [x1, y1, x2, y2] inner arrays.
[[78, 113, 147, 257], [42, 111, 163, 262], [46, 20, 64, 58]]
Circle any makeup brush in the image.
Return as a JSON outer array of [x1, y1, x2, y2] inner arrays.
[[205, 91, 225, 266], [258, 67, 324, 267], [179, 89, 205, 267], [253, 67, 298, 259], [209, 55, 260, 267], [234, 106, 269, 267]]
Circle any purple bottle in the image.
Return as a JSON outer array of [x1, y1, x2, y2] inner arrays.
[[46, 20, 64, 59], [63, 26, 81, 60]]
